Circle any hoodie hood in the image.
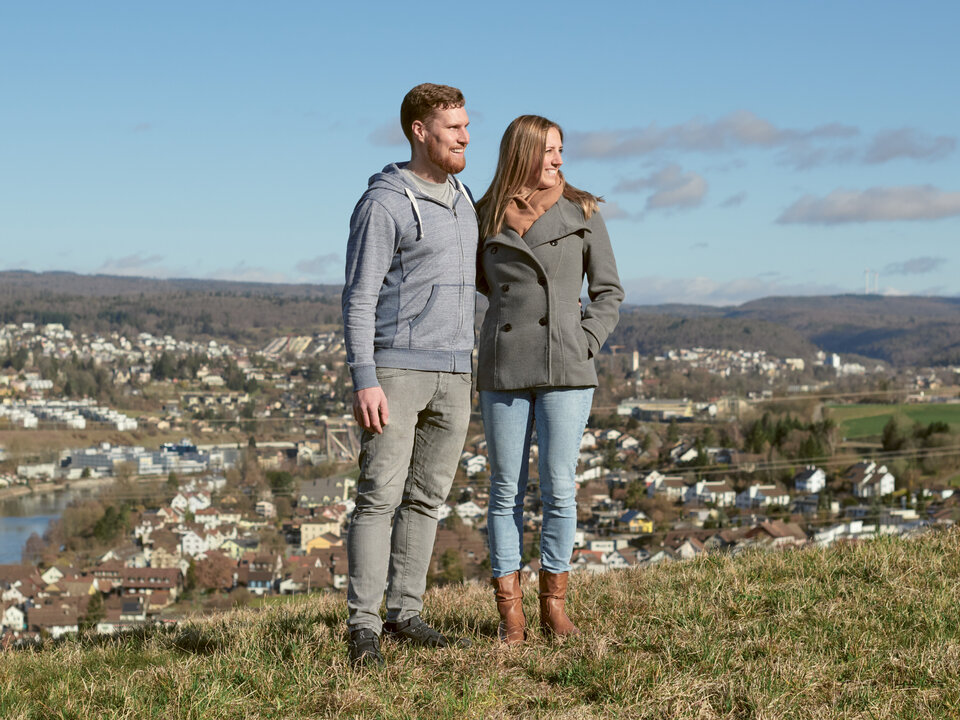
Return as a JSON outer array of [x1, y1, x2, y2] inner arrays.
[[365, 162, 474, 241]]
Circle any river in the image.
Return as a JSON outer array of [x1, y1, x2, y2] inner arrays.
[[0, 490, 98, 564]]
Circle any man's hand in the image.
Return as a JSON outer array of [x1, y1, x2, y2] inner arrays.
[[353, 386, 390, 434]]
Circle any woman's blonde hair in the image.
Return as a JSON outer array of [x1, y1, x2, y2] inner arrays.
[[476, 115, 601, 238]]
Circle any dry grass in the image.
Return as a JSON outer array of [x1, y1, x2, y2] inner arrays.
[[3, 529, 960, 719]]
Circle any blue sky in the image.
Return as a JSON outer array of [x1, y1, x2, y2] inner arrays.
[[2, 1, 958, 306]]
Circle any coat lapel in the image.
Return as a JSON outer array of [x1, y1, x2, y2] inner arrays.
[[523, 200, 590, 249]]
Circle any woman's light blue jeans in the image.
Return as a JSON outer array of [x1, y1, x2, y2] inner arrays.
[[480, 387, 594, 577]]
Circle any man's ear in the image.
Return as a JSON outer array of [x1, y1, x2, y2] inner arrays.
[[410, 119, 426, 143]]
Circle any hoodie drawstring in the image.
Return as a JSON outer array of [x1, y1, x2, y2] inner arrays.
[[404, 180, 473, 242], [403, 187, 424, 241]]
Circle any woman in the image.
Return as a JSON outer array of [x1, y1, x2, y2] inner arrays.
[[476, 115, 624, 644]]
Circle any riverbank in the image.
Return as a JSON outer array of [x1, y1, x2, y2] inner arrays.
[[0, 477, 116, 505], [0, 477, 116, 502], [0, 477, 122, 564]]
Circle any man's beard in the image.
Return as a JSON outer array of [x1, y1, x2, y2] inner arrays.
[[428, 142, 466, 175]]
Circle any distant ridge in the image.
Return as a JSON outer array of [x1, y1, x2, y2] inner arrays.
[[612, 294, 960, 366], [1, 272, 958, 365], [0, 269, 339, 298]]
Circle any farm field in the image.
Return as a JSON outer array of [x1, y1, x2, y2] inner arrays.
[[828, 402, 960, 439]]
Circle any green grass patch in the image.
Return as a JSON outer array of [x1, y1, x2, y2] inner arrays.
[[828, 402, 960, 439], [4, 530, 960, 718]]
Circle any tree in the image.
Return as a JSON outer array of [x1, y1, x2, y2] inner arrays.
[[624, 480, 647, 510], [151, 351, 177, 381], [602, 440, 623, 470], [93, 505, 130, 544], [266, 470, 295, 494], [167, 471, 179, 490], [882, 415, 912, 452], [80, 592, 104, 632], [195, 553, 236, 592], [667, 420, 679, 442], [435, 549, 464, 586], [185, 560, 198, 593], [445, 510, 464, 531], [273, 496, 292, 521], [21, 532, 46, 565], [700, 426, 716, 447]]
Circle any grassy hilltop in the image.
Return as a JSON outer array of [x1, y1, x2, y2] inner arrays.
[[3, 530, 960, 719]]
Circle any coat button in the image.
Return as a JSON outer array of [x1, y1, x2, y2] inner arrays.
[[502, 324, 512, 332], [490, 247, 498, 254], [500, 284, 509, 292], [550, 240, 558, 246], [537, 276, 546, 285], [539, 317, 547, 326]]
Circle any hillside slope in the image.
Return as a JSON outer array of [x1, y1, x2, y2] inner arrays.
[[2, 271, 959, 365], [2, 529, 959, 719], [613, 294, 960, 366]]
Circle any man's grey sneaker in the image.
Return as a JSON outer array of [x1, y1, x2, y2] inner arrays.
[[383, 616, 472, 649], [348, 628, 385, 668]]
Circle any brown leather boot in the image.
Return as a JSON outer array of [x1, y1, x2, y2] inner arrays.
[[539, 570, 579, 638], [490, 572, 526, 645]]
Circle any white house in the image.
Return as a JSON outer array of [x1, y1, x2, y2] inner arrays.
[[736, 484, 791, 509], [685, 480, 736, 507], [180, 530, 210, 558], [460, 453, 488, 477], [848, 461, 896, 499], [587, 539, 616, 553], [602, 551, 631, 569], [171, 491, 212, 515], [455, 501, 485, 521], [192, 508, 221, 529], [794, 466, 826, 494], [646, 472, 688, 501], [40, 566, 67, 586], [1, 603, 25, 632]]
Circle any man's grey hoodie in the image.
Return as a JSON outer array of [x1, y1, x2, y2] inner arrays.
[[342, 162, 478, 391]]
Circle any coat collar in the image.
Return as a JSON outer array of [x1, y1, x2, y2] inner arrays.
[[483, 197, 591, 252], [523, 197, 590, 248]]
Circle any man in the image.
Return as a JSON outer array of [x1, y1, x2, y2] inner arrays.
[[341, 83, 477, 668]]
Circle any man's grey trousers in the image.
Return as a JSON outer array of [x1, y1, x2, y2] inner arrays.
[[346, 368, 471, 633]]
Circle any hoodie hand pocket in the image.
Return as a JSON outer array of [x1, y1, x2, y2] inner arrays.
[[409, 284, 461, 349]]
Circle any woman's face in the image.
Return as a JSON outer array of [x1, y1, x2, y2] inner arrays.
[[530, 126, 563, 190]]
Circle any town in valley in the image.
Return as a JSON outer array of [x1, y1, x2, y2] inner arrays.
[[2, 311, 959, 644]]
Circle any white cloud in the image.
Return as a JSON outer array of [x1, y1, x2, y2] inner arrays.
[[295, 254, 342, 281], [205, 263, 292, 284], [567, 112, 954, 171], [864, 128, 955, 164], [599, 200, 630, 220], [568, 111, 858, 159], [621, 275, 847, 306], [777, 186, 960, 224], [720, 192, 747, 208], [883, 256, 947, 275], [97, 253, 165, 274], [369, 121, 406, 147], [614, 164, 707, 211]]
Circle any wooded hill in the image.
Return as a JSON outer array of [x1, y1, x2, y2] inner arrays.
[[2, 271, 958, 366]]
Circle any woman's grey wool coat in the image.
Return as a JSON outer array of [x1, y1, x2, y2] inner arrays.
[[477, 196, 624, 392]]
